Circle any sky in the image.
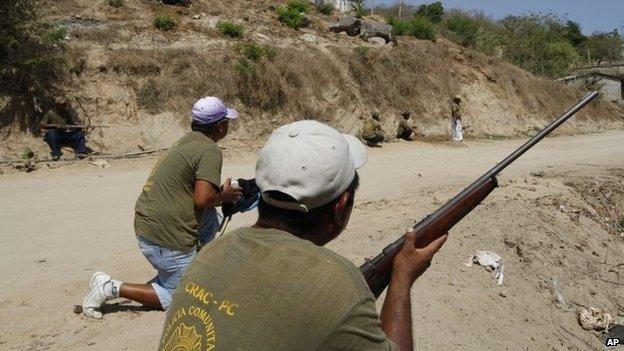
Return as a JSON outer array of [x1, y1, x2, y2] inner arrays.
[[370, 0, 624, 34]]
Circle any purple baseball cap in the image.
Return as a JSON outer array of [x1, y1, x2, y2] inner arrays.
[[191, 96, 238, 125]]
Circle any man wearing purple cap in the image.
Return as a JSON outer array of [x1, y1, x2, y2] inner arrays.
[[81, 97, 242, 319]]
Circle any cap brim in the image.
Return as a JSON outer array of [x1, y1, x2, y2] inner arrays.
[[342, 134, 367, 169], [225, 108, 238, 119]]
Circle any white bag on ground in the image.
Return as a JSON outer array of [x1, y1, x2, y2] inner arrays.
[[465, 250, 504, 285]]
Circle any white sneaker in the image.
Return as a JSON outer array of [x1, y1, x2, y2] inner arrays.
[[82, 271, 115, 319]]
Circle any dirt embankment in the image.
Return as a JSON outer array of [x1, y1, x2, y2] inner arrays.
[[1, 132, 624, 350], [1, 0, 623, 159]]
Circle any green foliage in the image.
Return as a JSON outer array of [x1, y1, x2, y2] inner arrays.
[[239, 42, 276, 62], [409, 16, 436, 41], [276, 1, 310, 29], [583, 31, 624, 63], [416, 2, 444, 24], [154, 14, 176, 31], [217, 21, 244, 38], [108, 0, 123, 7], [0, 0, 66, 93], [543, 41, 581, 76], [564, 21, 587, 48], [317, 2, 334, 15], [387, 17, 410, 36], [234, 42, 277, 76], [354, 46, 370, 59], [445, 13, 479, 47], [352, 3, 367, 19], [287, 0, 310, 13], [42, 27, 68, 45], [235, 58, 254, 76]]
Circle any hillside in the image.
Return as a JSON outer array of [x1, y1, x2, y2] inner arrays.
[[1, 0, 623, 158]]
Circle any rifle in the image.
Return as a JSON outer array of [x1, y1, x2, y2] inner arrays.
[[360, 91, 599, 298], [41, 124, 110, 130]]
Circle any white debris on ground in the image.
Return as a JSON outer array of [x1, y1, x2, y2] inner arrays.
[[465, 250, 505, 285]]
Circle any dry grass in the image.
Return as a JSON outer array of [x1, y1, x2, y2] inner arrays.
[[71, 27, 121, 44]]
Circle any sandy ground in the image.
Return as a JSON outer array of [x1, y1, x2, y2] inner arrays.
[[1, 131, 624, 350]]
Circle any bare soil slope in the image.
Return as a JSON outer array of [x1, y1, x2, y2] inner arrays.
[[1, 0, 623, 159], [1, 132, 623, 350]]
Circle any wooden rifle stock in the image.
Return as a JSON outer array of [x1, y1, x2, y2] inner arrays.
[[360, 91, 600, 298]]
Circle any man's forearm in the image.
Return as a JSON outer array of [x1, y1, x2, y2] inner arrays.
[[379, 277, 413, 351]]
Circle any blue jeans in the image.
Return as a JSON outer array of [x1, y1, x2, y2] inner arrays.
[[44, 129, 90, 157], [198, 208, 223, 246], [137, 236, 196, 310]]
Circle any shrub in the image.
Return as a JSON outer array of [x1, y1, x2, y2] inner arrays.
[[276, 5, 308, 30], [387, 17, 410, 36], [317, 3, 334, 15], [416, 2, 444, 24], [108, 0, 123, 7], [409, 16, 436, 41], [42, 26, 68, 45], [352, 2, 367, 19], [287, 0, 310, 13], [237, 42, 277, 62], [154, 14, 176, 31], [445, 14, 479, 47], [217, 21, 244, 38], [1, 0, 71, 131], [354, 46, 370, 59], [235, 58, 254, 76]]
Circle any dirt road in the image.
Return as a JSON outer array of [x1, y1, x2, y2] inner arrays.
[[1, 131, 623, 350]]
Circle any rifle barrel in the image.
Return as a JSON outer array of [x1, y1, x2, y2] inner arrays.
[[487, 91, 598, 177]]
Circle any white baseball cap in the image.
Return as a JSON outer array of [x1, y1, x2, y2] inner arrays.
[[191, 96, 238, 125], [256, 120, 367, 212]]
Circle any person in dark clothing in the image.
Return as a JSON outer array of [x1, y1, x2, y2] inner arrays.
[[39, 97, 91, 160]]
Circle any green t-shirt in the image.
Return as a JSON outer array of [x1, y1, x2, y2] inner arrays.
[[41, 108, 77, 126], [159, 227, 397, 351], [134, 131, 222, 251]]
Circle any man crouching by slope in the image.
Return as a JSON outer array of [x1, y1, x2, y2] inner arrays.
[[82, 97, 242, 319], [159, 120, 447, 350]]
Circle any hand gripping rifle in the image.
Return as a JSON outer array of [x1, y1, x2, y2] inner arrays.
[[360, 92, 599, 298]]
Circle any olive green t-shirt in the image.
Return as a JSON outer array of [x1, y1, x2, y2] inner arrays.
[[397, 118, 410, 136], [159, 227, 397, 351], [41, 108, 77, 126], [134, 131, 222, 251]]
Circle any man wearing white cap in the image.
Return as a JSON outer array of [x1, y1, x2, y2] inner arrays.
[[158, 120, 447, 350], [81, 97, 242, 319]]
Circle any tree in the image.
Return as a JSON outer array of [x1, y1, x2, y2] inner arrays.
[[415, 2, 444, 24], [563, 20, 587, 48], [0, 0, 69, 131], [583, 30, 624, 63]]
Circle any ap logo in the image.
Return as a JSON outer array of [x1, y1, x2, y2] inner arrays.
[[606, 337, 621, 347]]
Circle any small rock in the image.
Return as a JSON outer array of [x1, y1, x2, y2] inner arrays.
[[193, 14, 201, 20], [498, 292, 507, 298], [36, 259, 46, 263], [74, 14, 82, 19], [589, 289, 597, 296], [530, 171, 545, 178], [73, 305, 83, 314], [201, 12, 207, 17], [366, 36, 386, 46], [300, 33, 319, 43]]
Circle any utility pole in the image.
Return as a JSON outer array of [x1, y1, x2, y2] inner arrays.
[[398, 0, 403, 19], [370, 0, 374, 16]]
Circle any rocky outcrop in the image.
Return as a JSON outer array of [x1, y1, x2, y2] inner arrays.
[[330, 16, 393, 43]]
